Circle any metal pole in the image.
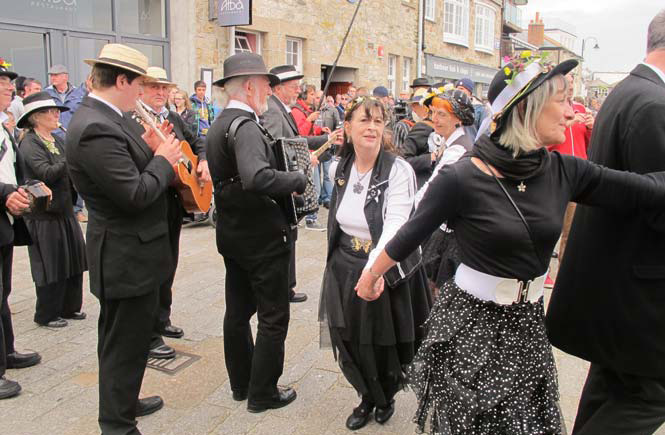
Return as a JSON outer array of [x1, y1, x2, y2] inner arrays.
[[317, 0, 364, 110], [417, 0, 424, 77]]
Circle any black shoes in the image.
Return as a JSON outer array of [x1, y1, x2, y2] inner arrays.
[[0, 376, 21, 400], [135, 396, 164, 417], [374, 399, 395, 424], [63, 312, 87, 320], [39, 318, 68, 328], [6, 351, 41, 369], [289, 292, 308, 303], [148, 344, 175, 360], [159, 324, 184, 339], [247, 387, 297, 413], [345, 401, 374, 431], [232, 389, 248, 401]]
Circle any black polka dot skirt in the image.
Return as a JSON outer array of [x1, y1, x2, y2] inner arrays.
[[407, 280, 562, 435]]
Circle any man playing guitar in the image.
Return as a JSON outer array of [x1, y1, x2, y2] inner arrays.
[[124, 66, 211, 360]]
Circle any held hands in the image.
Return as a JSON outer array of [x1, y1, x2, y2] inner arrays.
[[154, 133, 182, 167], [196, 160, 212, 184], [306, 111, 320, 123], [141, 120, 174, 153], [355, 268, 385, 301], [6, 188, 31, 216]]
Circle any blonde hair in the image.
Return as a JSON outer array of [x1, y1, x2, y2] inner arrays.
[[174, 89, 192, 111], [498, 74, 567, 156]]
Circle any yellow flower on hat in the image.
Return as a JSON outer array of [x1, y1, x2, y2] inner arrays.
[[520, 50, 532, 59], [0, 58, 11, 69], [504, 66, 512, 76]]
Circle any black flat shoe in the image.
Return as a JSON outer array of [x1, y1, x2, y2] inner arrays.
[[289, 292, 308, 303], [345, 402, 374, 431], [6, 351, 41, 369], [0, 376, 21, 399], [39, 318, 68, 328], [136, 396, 164, 417], [159, 324, 184, 339], [247, 387, 297, 413], [148, 344, 175, 360], [232, 389, 248, 401], [63, 312, 86, 320], [374, 399, 395, 424]]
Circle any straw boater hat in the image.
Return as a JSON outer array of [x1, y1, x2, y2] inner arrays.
[[214, 52, 279, 87], [17, 91, 69, 129], [145, 66, 176, 86], [84, 43, 150, 77]]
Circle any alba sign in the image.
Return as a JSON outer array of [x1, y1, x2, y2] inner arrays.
[[218, 0, 252, 27]]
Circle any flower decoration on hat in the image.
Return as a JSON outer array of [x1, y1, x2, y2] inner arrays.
[[345, 96, 381, 115], [0, 58, 12, 69], [502, 51, 551, 86]]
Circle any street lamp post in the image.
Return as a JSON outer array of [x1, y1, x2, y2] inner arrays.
[[581, 36, 600, 60]]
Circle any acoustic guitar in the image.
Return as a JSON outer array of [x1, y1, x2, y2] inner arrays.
[[133, 101, 213, 213]]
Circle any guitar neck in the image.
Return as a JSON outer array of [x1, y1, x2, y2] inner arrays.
[[311, 137, 335, 159], [134, 100, 167, 142]]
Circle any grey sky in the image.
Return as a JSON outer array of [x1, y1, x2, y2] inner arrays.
[[522, 0, 663, 73]]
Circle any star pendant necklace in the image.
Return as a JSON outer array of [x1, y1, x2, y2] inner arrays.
[[517, 181, 527, 193], [353, 164, 372, 194]]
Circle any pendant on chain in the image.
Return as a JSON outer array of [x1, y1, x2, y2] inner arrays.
[[353, 182, 364, 194], [517, 181, 527, 193]]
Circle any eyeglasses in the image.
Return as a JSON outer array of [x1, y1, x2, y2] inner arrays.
[[43, 108, 61, 115]]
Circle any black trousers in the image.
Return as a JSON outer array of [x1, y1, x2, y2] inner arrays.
[[0, 245, 14, 377], [572, 363, 665, 435], [223, 251, 290, 401], [289, 235, 297, 290], [151, 192, 183, 348], [98, 289, 159, 435], [34, 274, 83, 324]]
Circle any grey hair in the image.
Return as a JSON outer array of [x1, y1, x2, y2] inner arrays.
[[222, 76, 252, 100], [647, 9, 665, 53], [498, 74, 567, 157]]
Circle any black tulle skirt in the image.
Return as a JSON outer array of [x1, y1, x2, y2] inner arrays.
[[408, 280, 561, 435], [319, 238, 432, 407], [422, 228, 461, 289]]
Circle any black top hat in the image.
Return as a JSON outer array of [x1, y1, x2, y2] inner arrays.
[[17, 91, 69, 129], [214, 53, 279, 87], [269, 65, 304, 85], [410, 77, 431, 88], [0, 58, 17, 81]]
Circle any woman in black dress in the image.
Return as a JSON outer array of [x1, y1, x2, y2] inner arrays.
[[319, 96, 432, 431], [17, 92, 87, 328], [355, 57, 665, 434]]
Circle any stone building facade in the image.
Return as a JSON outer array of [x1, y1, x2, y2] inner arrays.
[[170, 0, 507, 99]]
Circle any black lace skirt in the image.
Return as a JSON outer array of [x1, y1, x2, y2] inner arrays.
[[408, 280, 561, 435], [319, 240, 432, 407], [422, 229, 461, 290]]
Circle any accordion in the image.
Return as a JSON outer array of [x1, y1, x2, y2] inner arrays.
[[273, 138, 318, 225]]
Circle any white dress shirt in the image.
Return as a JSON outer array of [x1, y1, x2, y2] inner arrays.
[[88, 93, 124, 117], [225, 99, 259, 122]]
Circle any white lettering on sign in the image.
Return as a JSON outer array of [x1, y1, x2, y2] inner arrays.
[[29, 0, 77, 11], [220, 0, 244, 13]]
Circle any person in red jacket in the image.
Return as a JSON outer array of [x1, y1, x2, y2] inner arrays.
[[545, 73, 594, 287]]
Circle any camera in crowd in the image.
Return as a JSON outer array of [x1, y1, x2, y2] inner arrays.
[[393, 99, 411, 122]]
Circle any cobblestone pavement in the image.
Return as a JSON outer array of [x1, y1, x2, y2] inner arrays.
[[2, 216, 663, 435]]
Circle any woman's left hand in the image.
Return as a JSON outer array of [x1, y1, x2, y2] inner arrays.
[[355, 269, 384, 301]]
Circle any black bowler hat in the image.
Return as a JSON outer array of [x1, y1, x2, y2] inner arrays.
[[269, 65, 304, 85], [0, 58, 17, 81], [410, 77, 431, 88], [17, 91, 69, 129], [214, 53, 279, 87]]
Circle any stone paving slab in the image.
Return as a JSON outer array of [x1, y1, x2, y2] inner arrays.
[[2, 218, 663, 434]]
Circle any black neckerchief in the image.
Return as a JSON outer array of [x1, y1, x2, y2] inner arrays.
[[472, 134, 549, 180]]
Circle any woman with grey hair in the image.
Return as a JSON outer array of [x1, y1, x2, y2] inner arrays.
[[354, 56, 665, 434]]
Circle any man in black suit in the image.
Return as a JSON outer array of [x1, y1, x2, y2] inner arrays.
[[261, 64, 340, 303], [0, 63, 42, 400], [124, 66, 211, 360], [66, 44, 181, 434], [206, 53, 304, 412], [546, 10, 665, 435]]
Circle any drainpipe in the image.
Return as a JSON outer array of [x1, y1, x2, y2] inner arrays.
[[417, 0, 424, 77]]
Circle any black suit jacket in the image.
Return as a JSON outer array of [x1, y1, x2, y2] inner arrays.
[[66, 96, 175, 300], [546, 64, 665, 377], [206, 107, 306, 260], [261, 95, 329, 153], [402, 121, 435, 188], [0, 126, 31, 247]]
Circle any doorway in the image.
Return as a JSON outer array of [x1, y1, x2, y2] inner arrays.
[[321, 65, 357, 97]]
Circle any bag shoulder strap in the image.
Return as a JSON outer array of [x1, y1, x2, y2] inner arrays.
[[478, 157, 547, 271]]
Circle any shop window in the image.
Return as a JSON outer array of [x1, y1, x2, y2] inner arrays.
[[443, 0, 469, 46], [474, 3, 495, 54], [286, 37, 303, 73], [125, 42, 164, 68], [117, 0, 166, 38], [3, 0, 112, 32]]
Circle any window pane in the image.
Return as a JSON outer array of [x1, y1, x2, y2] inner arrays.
[[125, 42, 164, 68], [1, 0, 112, 32], [0, 30, 47, 84], [67, 37, 109, 86], [117, 0, 166, 38]]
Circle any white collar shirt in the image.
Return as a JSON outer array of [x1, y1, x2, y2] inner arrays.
[[88, 93, 124, 117], [225, 99, 259, 122]]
